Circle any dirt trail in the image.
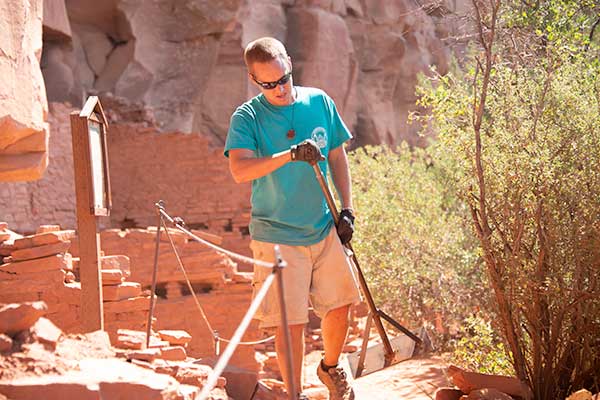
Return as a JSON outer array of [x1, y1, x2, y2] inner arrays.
[[352, 357, 450, 399], [301, 352, 450, 399]]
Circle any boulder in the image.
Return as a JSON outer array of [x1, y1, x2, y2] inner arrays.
[[40, 41, 82, 104], [0, 358, 196, 400], [0, 333, 13, 352], [29, 317, 63, 350], [222, 364, 260, 400], [435, 387, 465, 400], [0, 301, 48, 336], [287, 7, 358, 129], [0, 0, 49, 182], [448, 365, 533, 400], [101, 269, 125, 285], [100, 255, 131, 277], [42, 0, 72, 40], [36, 225, 61, 234]]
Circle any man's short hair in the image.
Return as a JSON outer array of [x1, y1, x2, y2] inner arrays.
[[244, 37, 288, 70]]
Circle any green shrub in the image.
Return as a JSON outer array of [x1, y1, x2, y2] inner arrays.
[[448, 315, 514, 375], [416, 1, 600, 396], [348, 144, 484, 343]]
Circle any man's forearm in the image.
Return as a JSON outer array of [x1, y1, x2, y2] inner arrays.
[[229, 149, 292, 183]]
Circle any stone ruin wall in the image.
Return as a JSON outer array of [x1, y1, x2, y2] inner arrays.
[[1, 102, 253, 257]]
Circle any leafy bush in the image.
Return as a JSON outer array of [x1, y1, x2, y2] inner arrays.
[[348, 144, 484, 343], [448, 315, 513, 375], [415, 1, 600, 397]]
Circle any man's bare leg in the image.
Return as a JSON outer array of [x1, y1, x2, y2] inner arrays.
[[321, 304, 351, 366], [276, 323, 305, 396]]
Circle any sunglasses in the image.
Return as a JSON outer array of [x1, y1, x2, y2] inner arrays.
[[252, 71, 292, 90]]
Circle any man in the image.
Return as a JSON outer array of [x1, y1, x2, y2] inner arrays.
[[224, 37, 360, 400]]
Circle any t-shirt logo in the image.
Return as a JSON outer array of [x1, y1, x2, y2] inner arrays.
[[311, 127, 328, 149]]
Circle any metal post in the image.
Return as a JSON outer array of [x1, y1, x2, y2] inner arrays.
[[146, 200, 164, 348], [214, 330, 220, 356], [355, 312, 373, 377], [273, 245, 296, 400]]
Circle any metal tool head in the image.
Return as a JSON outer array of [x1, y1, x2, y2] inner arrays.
[[343, 327, 432, 379]]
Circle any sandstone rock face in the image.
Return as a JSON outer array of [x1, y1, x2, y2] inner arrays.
[[40, 0, 468, 145], [0, 103, 77, 233], [0, 0, 49, 182]]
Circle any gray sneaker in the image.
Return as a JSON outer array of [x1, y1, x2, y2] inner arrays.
[[316, 363, 355, 400], [298, 394, 309, 400]]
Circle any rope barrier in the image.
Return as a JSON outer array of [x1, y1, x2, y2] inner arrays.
[[158, 207, 274, 269], [160, 216, 216, 349], [149, 201, 297, 399], [155, 203, 276, 347]]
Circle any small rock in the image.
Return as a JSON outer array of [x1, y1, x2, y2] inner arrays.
[[0, 301, 48, 336], [126, 348, 161, 362], [30, 317, 63, 350], [158, 346, 187, 361], [36, 225, 61, 234], [158, 329, 192, 346], [435, 387, 465, 400], [0, 333, 13, 352]]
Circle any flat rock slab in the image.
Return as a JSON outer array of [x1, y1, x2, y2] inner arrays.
[[8, 241, 71, 262], [101, 269, 124, 285], [100, 255, 131, 278], [158, 330, 192, 345], [102, 282, 141, 301], [13, 231, 75, 250], [0, 358, 193, 400], [0, 254, 72, 274], [302, 354, 451, 400], [158, 346, 187, 361], [351, 357, 450, 399]]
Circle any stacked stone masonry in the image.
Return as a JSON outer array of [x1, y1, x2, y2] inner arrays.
[[0, 224, 151, 342], [0, 299, 229, 399]]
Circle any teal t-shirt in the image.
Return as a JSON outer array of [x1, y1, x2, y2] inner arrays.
[[224, 86, 352, 245]]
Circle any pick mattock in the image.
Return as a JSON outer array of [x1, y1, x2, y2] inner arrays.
[[311, 163, 428, 378]]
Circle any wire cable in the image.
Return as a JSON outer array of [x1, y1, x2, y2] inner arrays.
[[157, 205, 275, 346]]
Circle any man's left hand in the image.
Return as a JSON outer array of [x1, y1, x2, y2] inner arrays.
[[337, 208, 355, 245]]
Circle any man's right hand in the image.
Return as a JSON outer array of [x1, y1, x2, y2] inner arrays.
[[290, 139, 325, 164]]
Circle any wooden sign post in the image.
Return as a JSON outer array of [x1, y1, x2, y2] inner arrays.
[[70, 96, 112, 332]]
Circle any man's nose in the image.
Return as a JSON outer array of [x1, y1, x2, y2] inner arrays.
[[277, 84, 285, 93]]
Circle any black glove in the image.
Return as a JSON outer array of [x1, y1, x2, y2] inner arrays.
[[290, 139, 325, 164], [337, 208, 355, 245]]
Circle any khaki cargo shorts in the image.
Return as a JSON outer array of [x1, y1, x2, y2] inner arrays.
[[249, 228, 362, 328]]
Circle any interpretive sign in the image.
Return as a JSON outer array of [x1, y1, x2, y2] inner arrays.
[[70, 96, 111, 332]]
